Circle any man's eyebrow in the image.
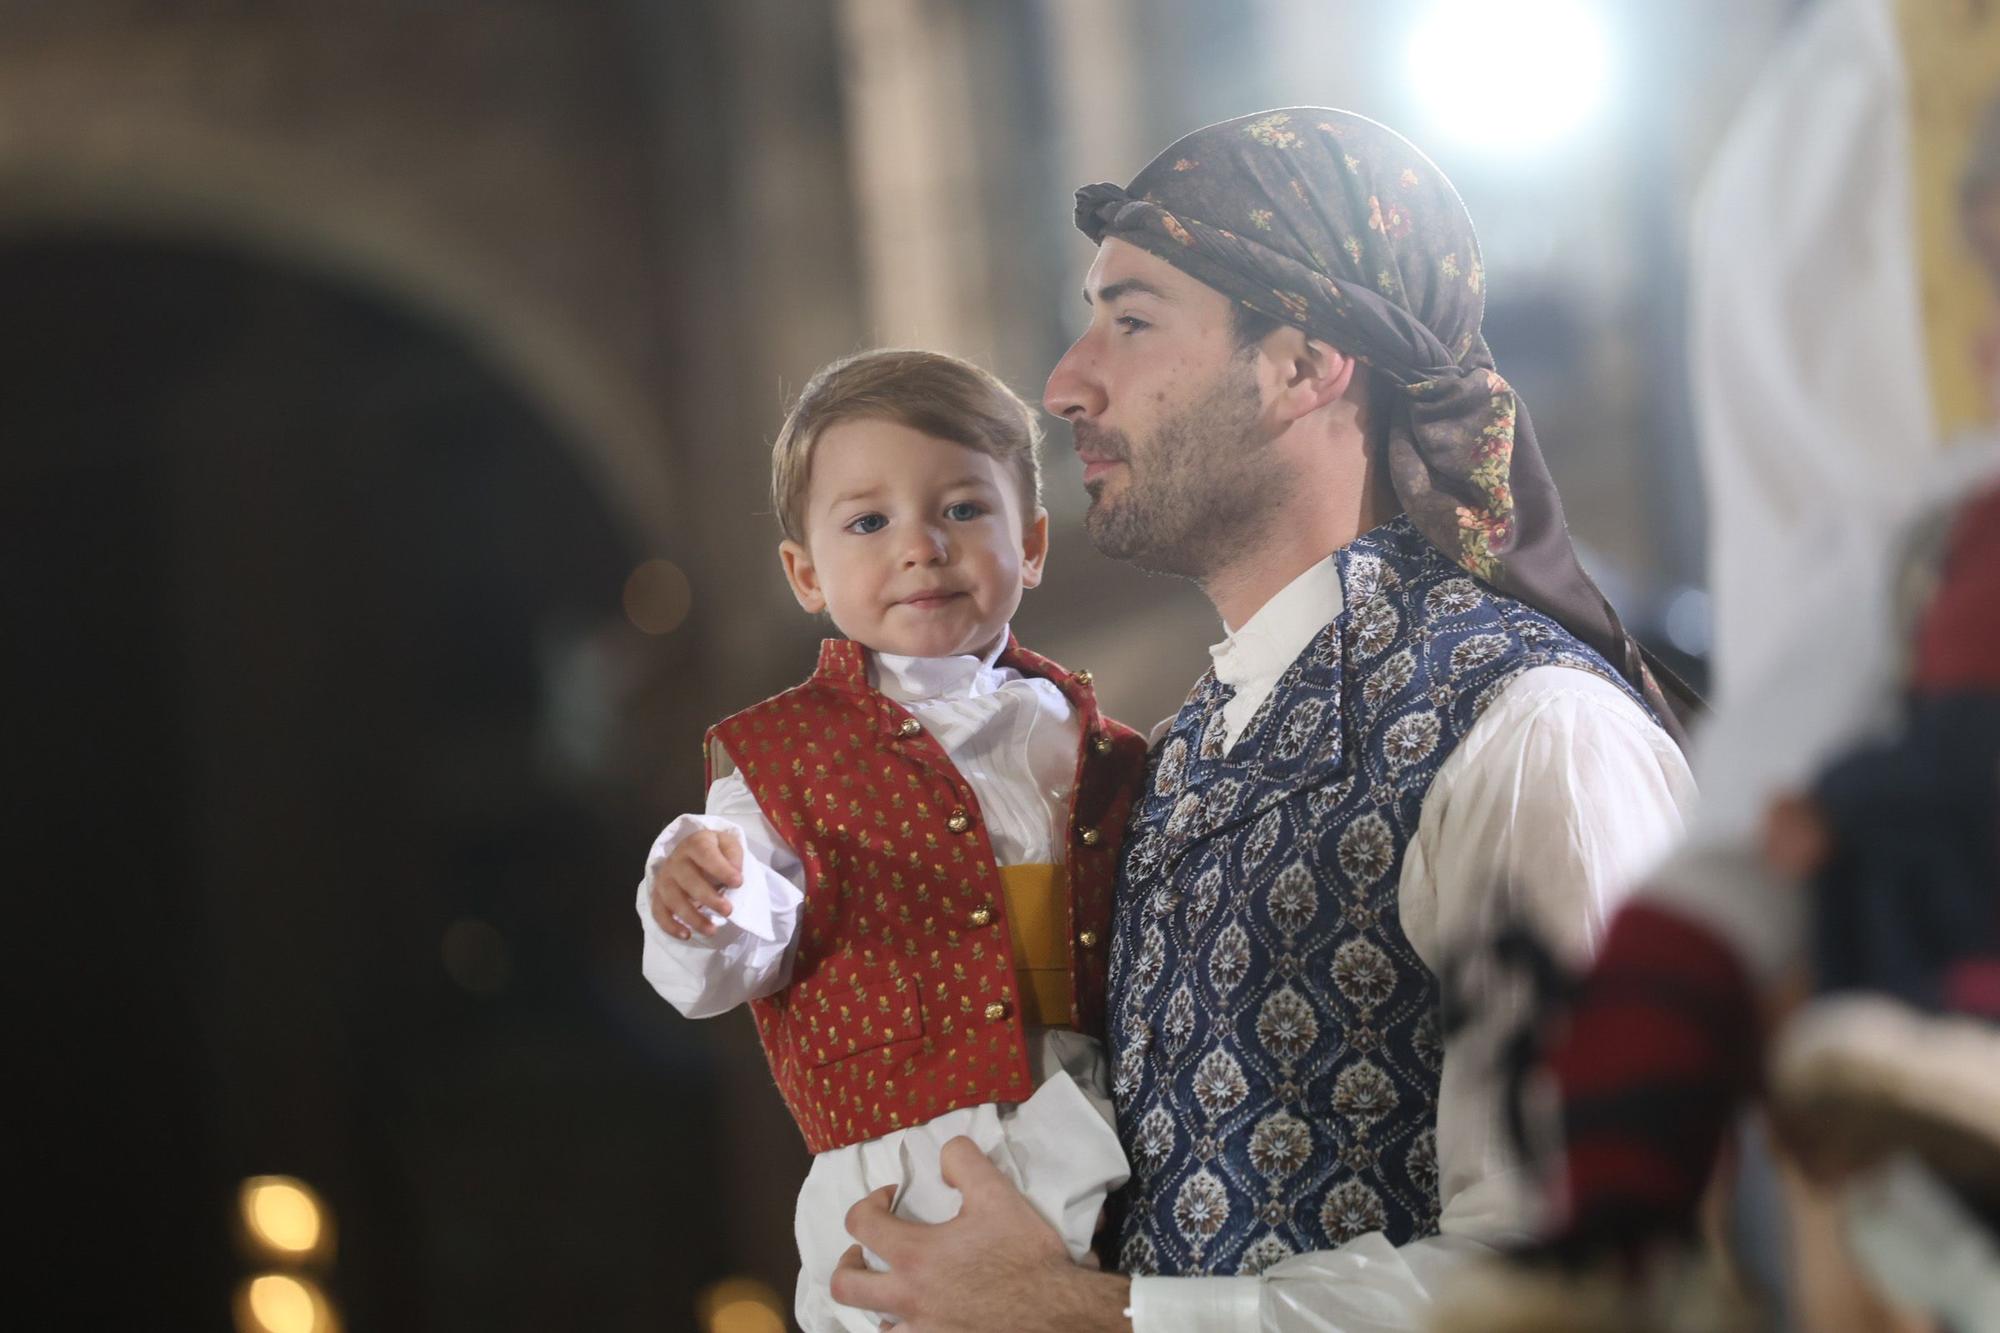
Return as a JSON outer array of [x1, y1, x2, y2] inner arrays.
[[1083, 277, 1175, 307]]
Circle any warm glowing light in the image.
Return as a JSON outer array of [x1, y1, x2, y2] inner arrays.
[[623, 559, 694, 635], [1407, 0, 1612, 152], [237, 1274, 330, 1333], [697, 1278, 786, 1333], [239, 1176, 326, 1258]]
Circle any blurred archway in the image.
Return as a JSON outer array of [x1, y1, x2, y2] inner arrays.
[[3, 232, 744, 1330]]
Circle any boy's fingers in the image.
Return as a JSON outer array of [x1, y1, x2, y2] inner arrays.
[[668, 862, 733, 920], [688, 834, 744, 888], [656, 877, 719, 937], [648, 886, 693, 939]]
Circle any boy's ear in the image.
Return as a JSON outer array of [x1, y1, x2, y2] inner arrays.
[[1261, 327, 1359, 426], [1020, 508, 1050, 590], [779, 539, 826, 613]]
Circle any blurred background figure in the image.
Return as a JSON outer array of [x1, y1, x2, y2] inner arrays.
[[5, 2, 1987, 1330], [1436, 0, 2000, 1330]]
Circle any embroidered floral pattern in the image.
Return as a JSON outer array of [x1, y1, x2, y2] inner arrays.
[[1320, 1180, 1387, 1244], [1336, 812, 1395, 884], [1249, 1111, 1313, 1178], [1193, 1049, 1249, 1114], [1256, 986, 1319, 1061], [1174, 1170, 1231, 1240], [1245, 112, 1300, 148], [1267, 860, 1318, 934], [1331, 937, 1397, 1008]]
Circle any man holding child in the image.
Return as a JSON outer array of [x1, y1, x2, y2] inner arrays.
[[832, 108, 1699, 1331]]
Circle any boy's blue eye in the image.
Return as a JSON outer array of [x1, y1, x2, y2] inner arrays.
[[846, 513, 887, 535], [945, 501, 984, 522]]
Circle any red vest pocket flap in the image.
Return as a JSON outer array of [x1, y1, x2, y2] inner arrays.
[[790, 971, 927, 1068]]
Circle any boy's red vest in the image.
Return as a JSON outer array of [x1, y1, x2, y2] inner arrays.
[[706, 636, 1149, 1153]]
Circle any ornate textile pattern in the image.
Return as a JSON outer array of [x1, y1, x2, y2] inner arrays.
[[1106, 516, 1647, 1275]]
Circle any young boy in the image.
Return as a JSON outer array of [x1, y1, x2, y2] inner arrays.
[[634, 349, 1149, 1333]]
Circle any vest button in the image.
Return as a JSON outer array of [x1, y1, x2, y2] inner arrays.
[[1078, 826, 1101, 846], [969, 904, 993, 928], [898, 717, 922, 737], [946, 809, 971, 834], [1073, 669, 1093, 687], [1078, 930, 1100, 948], [984, 1000, 1009, 1022], [1092, 734, 1113, 755]]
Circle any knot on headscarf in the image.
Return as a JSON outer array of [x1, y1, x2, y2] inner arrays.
[[1075, 109, 1699, 742]]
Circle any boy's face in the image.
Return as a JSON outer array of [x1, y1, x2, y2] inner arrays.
[[779, 418, 1049, 659]]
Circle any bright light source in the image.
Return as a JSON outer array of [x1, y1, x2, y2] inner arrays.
[[1407, 0, 1612, 153], [239, 1176, 329, 1260], [236, 1274, 334, 1333]]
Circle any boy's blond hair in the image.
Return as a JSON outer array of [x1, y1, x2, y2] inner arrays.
[[771, 349, 1044, 544]]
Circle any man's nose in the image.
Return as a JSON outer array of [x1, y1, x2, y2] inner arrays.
[[1043, 335, 1105, 422]]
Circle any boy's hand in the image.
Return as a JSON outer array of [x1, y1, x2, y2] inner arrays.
[[649, 828, 745, 939]]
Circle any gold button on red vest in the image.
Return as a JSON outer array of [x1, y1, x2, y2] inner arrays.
[[969, 904, 993, 928], [1073, 669, 1093, 686], [984, 1000, 1009, 1021], [1078, 826, 1100, 846], [897, 717, 922, 737], [1092, 734, 1113, 754], [946, 809, 971, 834], [1078, 930, 1100, 948]]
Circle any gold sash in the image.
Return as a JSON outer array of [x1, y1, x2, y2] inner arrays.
[[999, 864, 1072, 1028]]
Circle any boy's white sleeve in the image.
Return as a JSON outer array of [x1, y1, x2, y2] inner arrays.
[[635, 770, 807, 1018]]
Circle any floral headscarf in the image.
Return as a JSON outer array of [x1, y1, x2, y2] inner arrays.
[[1075, 108, 1697, 744]]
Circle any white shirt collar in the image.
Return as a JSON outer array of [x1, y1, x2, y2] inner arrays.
[[1209, 557, 1345, 692], [869, 628, 1015, 704]]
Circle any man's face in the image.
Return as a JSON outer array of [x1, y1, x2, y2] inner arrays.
[[1043, 239, 1287, 581]]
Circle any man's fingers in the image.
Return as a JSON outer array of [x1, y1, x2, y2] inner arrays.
[[845, 1184, 927, 1264], [687, 832, 745, 889], [937, 1135, 1007, 1198], [828, 1242, 904, 1316]]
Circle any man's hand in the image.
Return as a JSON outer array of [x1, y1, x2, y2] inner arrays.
[[647, 829, 743, 939], [830, 1136, 1131, 1332]]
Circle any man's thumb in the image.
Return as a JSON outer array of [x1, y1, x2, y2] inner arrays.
[[938, 1135, 1001, 1197]]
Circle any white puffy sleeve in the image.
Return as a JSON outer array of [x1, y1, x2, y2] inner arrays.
[[635, 769, 808, 1019]]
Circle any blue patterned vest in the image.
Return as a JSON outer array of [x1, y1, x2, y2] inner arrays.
[[1107, 516, 1650, 1277]]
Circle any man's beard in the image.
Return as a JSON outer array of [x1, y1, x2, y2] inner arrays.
[[1080, 357, 1287, 579]]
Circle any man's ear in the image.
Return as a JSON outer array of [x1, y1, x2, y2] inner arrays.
[[779, 539, 826, 613], [1019, 508, 1050, 589], [1261, 327, 1360, 426]]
